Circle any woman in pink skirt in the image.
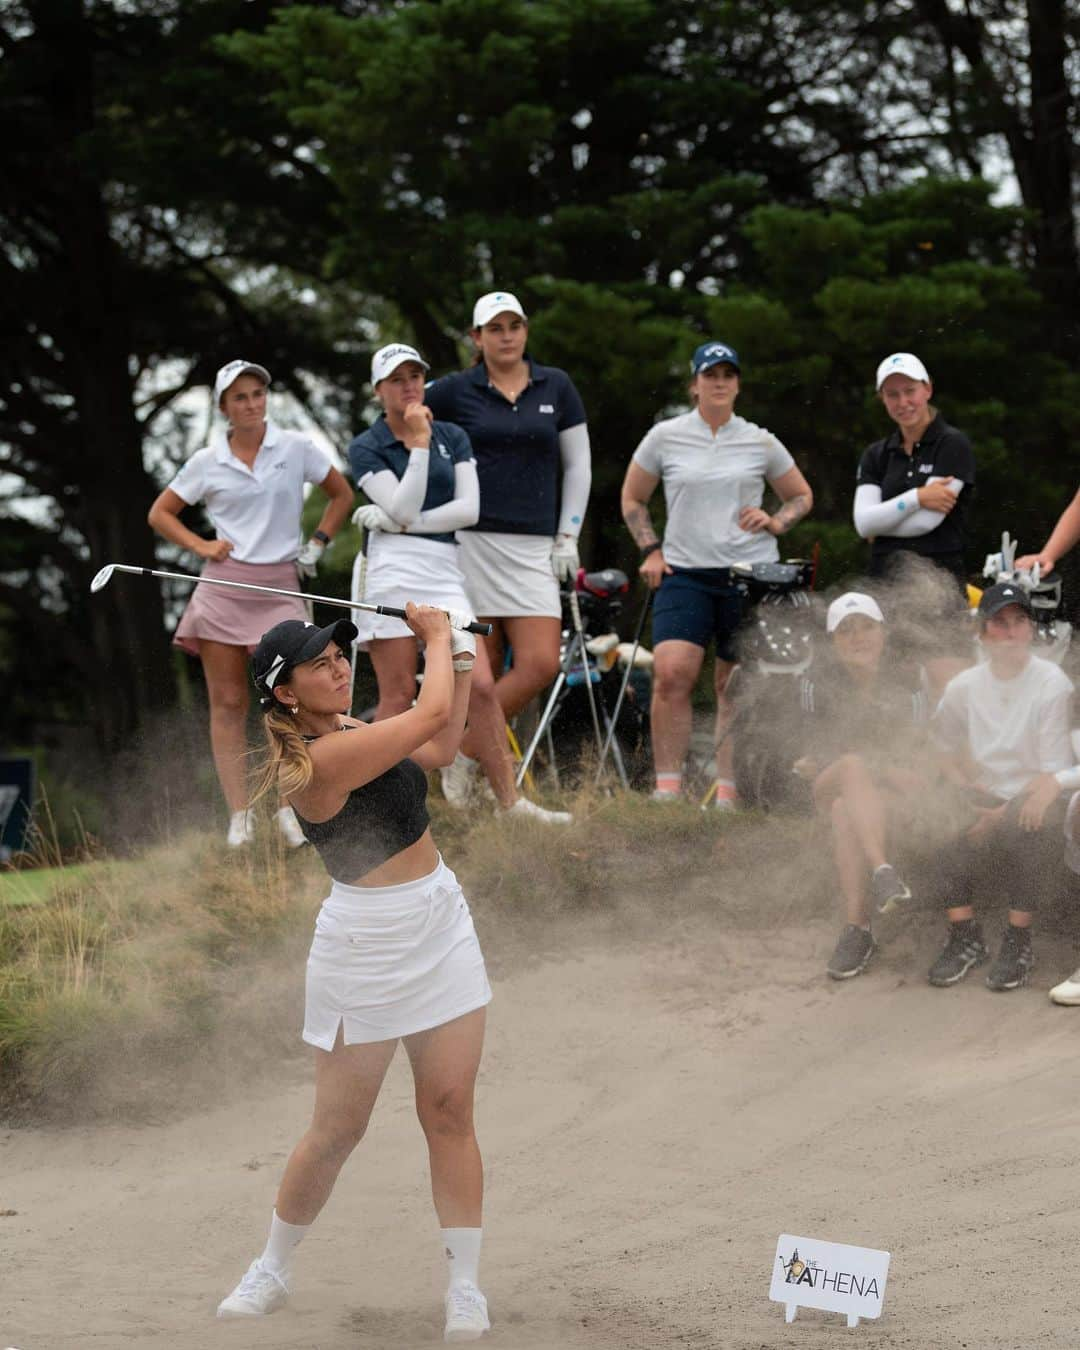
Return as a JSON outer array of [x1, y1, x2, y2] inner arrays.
[[148, 360, 354, 846]]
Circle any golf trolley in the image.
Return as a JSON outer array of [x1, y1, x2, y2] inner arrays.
[[982, 531, 1073, 667], [514, 568, 651, 791], [726, 560, 817, 810]]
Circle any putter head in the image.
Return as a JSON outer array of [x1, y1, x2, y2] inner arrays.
[[90, 564, 115, 593]]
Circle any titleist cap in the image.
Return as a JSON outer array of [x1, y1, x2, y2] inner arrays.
[[214, 359, 271, 406], [371, 343, 429, 385]]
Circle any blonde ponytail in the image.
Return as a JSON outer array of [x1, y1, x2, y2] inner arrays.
[[251, 707, 314, 805]]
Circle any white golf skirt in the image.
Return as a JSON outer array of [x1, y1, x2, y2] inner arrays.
[[457, 531, 561, 618], [352, 533, 474, 647], [302, 855, 492, 1049]]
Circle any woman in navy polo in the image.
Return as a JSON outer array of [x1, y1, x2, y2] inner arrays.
[[854, 353, 975, 584], [620, 342, 813, 806], [424, 291, 591, 781], [351, 343, 570, 825]]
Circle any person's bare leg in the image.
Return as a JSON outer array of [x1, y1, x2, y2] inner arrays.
[[367, 637, 419, 720], [492, 616, 562, 720], [200, 640, 255, 812], [274, 1033, 399, 1225], [405, 1009, 486, 1227], [650, 639, 704, 777], [813, 754, 888, 871], [460, 642, 517, 808], [831, 798, 870, 927]]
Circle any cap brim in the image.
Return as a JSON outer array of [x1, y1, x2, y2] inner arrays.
[[295, 619, 359, 664]]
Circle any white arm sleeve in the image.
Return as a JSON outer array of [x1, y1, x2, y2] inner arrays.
[[853, 480, 963, 539], [556, 423, 592, 538], [356, 450, 431, 526], [406, 462, 480, 533]]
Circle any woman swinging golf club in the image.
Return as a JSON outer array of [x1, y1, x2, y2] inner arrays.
[[217, 603, 492, 1342], [147, 360, 354, 847]]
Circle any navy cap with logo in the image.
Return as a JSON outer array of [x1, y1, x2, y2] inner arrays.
[[252, 618, 358, 708], [690, 341, 741, 376], [977, 582, 1034, 623]]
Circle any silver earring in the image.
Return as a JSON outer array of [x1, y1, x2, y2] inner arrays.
[[289, 704, 299, 716]]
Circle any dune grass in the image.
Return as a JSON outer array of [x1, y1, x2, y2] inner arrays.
[[0, 785, 822, 1123]]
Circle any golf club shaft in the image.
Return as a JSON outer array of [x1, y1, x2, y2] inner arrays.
[[96, 564, 493, 635], [595, 586, 653, 783], [567, 585, 606, 761]]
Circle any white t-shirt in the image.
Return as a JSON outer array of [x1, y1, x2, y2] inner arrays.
[[168, 421, 332, 564], [631, 410, 796, 569], [933, 654, 1075, 800]]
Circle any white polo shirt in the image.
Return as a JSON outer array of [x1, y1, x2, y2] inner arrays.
[[632, 410, 795, 569], [168, 421, 333, 564]]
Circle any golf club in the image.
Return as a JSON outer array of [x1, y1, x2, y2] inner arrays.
[[90, 563, 493, 635], [595, 586, 654, 784]]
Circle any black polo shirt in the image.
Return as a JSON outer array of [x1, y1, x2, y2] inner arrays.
[[424, 359, 586, 536], [856, 414, 975, 560]]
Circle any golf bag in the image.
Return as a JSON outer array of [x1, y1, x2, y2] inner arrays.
[[729, 561, 816, 810]]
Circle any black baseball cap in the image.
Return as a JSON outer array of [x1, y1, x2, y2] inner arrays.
[[977, 582, 1034, 623], [252, 618, 357, 707]]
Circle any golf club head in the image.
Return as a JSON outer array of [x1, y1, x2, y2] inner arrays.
[[90, 564, 115, 593]]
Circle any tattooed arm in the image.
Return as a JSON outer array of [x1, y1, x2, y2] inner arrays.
[[740, 466, 814, 536], [621, 460, 671, 588]]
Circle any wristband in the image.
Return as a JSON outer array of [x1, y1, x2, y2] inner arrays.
[[452, 659, 474, 673], [641, 541, 662, 559], [312, 529, 331, 544]]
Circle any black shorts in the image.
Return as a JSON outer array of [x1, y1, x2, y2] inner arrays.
[[651, 567, 745, 661]]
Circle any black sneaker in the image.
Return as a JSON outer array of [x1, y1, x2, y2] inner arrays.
[[985, 928, 1034, 991], [928, 922, 988, 986], [870, 864, 912, 916], [827, 925, 876, 980]]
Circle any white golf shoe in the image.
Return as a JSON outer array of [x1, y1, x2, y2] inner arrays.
[[216, 1258, 289, 1317], [226, 808, 256, 848], [1049, 967, 1080, 1006], [276, 805, 307, 849], [443, 1280, 489, 1342], [498, 797, 571, 825], [440, 752, 478, 808]]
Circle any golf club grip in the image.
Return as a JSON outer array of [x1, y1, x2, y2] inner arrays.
[[375, 604, 492, 637]]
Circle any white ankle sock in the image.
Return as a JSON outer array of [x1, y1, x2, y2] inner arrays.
[[261, 1210, 309, 1277], [442, 1226, 482, 1288]]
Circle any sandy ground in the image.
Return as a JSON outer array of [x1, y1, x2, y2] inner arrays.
[[3, 906, 1080, 1350]]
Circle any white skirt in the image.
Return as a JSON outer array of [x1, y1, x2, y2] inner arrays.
[[302, 855, 492, 1048], [352, 533, 474, 647], [457, 530, 560, 619]]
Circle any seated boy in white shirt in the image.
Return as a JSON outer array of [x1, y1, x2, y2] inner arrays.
[[929, 582, 1077, 991]]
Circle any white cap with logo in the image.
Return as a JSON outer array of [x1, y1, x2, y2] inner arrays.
[[472, 291, 527, 328], [875, 352, 930, 391], [826, 591, 885, 634], [214, 359, 271, 406], [370, 343, 430, 385]]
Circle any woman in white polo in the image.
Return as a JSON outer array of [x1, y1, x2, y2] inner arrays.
[[147, 360, 353, 846], [620, 341, 813, 805]]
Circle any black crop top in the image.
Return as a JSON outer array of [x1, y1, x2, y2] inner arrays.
[[294, 733, 430, 882]]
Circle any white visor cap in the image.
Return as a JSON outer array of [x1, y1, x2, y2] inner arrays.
[[826, 591, 885, 634], [371, 343, 430, 385], [214, 360, 271, 406], [875, 352, 930, 391], [472, 290, 527, 328]]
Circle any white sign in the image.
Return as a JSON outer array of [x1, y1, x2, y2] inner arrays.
[[770, 1233, 890, 1328]]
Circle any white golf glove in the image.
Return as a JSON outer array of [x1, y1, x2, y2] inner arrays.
[[450, 626, 477, 660], [296, 536, 325, 578], [551, 533, 579, 582], [352, 503, 402, 534]]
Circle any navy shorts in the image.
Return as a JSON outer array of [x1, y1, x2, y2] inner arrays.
[[651, 567, 746, 660]]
